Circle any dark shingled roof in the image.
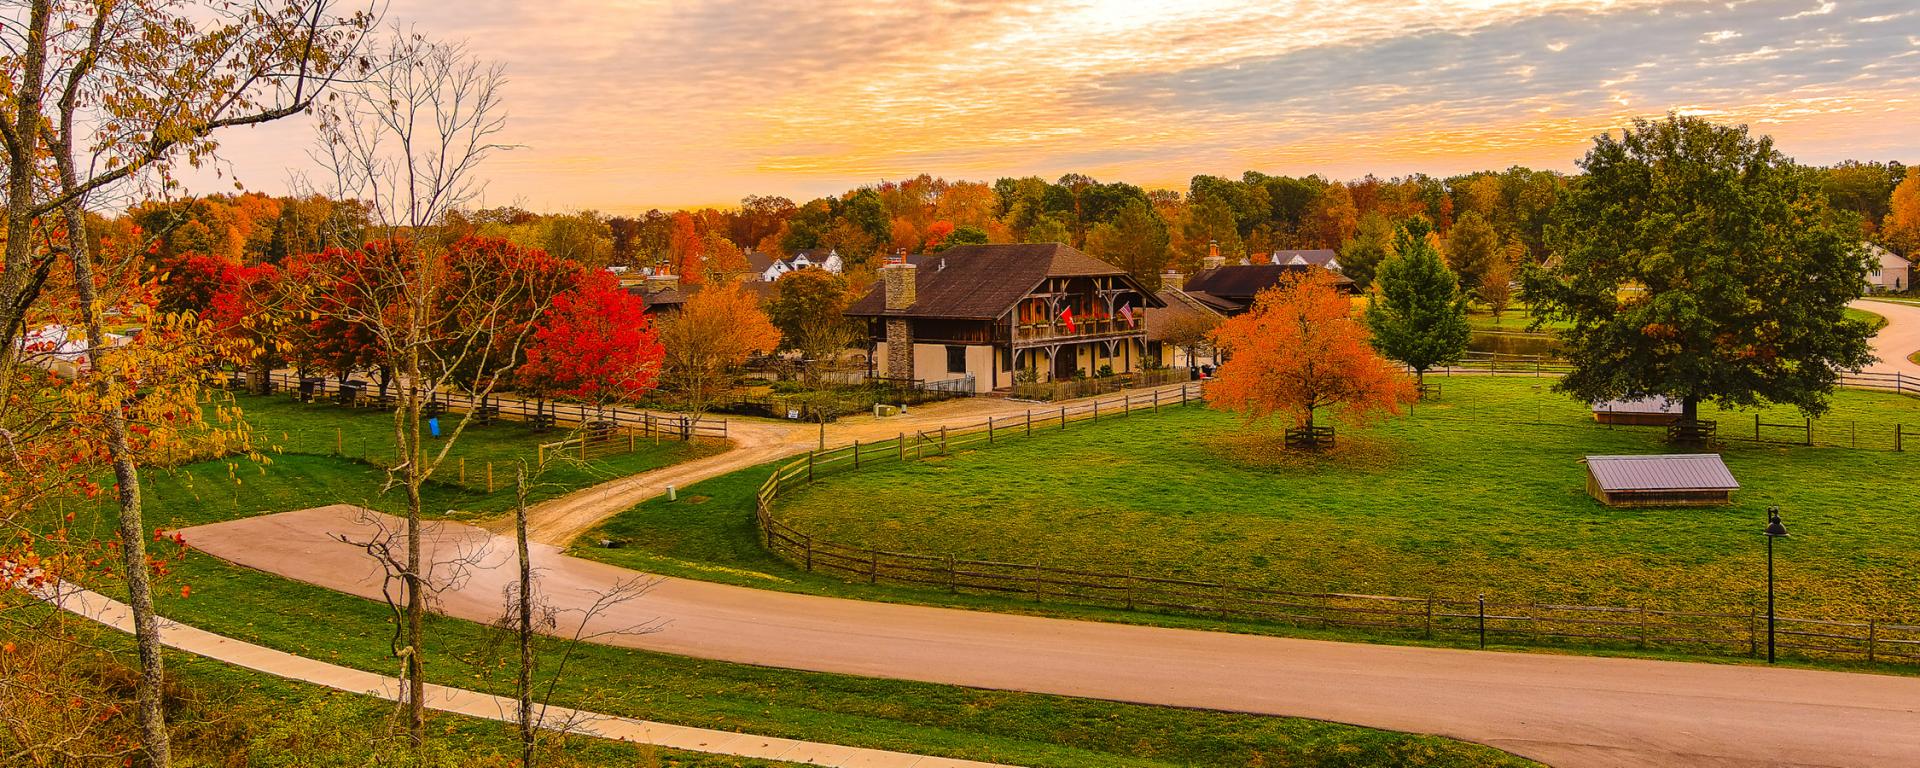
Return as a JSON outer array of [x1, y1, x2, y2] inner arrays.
[[1183, 263, 1354, 307], [846, 243, 1159, 320], [1145, 288, 1223, 343], [1585, 454, 1738, 493], [745, 252, 777, 274]]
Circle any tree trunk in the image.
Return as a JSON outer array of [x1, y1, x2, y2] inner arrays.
[[397, 341, 427, 753], [0, 2, 49, 358], [61, 186, 172, 768], [1682, 395, 1700, 423], [516, 464, 535, 767]]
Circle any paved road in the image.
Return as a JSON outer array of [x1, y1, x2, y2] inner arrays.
[[1857, 298, 1920, 378], [47, 578, 1002, 768], [185, 506, 1920, 768]]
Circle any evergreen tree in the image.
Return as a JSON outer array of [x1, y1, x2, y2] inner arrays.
[[1365, 218, 1471, 386]]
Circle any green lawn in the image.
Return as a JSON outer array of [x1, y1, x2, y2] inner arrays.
[[220, 393, 723, 517], [759, 378, 1920, 623], [59, 450, 1537, 768], [16, 613, 795, 767]]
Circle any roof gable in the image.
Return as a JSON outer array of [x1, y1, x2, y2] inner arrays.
[[846, 243, 1154, 319], [1585, 454, 1738, 492]]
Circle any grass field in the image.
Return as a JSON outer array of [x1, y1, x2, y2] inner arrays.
[[59, 449, 1537, 767], [211, 393, 724, 518], [764, 377, 1920, 622]]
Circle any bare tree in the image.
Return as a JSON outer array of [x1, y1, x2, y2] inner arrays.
[[300, 29, 574, 753]]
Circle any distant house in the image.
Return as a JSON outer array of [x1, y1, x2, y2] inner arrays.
[[748, 248, 845, 282], [16, 324, 132, 378], [1176, 262, 1357, 315], [1269, 248, 1343, 272], [1144, 271, 1224, 371], [1865, 243, 1910, 293], [624, 273, 687, 316], [845, 243, 1162, 393], [1583, 454, 1738, 507]]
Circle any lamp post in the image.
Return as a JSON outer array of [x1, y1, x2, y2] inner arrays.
[[1763, 505, 1789, 663]]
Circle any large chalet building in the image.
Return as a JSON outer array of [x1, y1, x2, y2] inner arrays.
[[846, 243, 1163, 394]]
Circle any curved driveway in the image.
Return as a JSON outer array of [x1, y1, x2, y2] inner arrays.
[[1857, 298, 1920, 378], [185, 505, 1920, 768]]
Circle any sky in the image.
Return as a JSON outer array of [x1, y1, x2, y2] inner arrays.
[[189, 0, 1920, 213]]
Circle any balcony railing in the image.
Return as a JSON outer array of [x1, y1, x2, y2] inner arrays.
[[1013, 318, 1143, 344]]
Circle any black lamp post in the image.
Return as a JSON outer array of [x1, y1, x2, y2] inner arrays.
[[1763, 505, 1789, 663]]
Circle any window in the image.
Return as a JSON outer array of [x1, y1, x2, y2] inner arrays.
[[946, 345, 968, 375]]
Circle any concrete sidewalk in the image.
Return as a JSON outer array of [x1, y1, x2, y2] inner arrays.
[[49, 582, 1009, 768]]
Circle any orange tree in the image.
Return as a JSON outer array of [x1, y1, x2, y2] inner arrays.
[[1207, 269, 1414, 447], [657, 280, 780, 421]]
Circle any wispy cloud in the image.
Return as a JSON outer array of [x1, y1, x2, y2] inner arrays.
[[190, 0, 1920, 211]]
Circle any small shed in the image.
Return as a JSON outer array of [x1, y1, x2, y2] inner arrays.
[[1584, 454, 1738, 507], [1592, 396, 1682, 426]]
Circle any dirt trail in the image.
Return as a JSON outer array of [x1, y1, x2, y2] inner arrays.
[[184, 505, 1920, 768]]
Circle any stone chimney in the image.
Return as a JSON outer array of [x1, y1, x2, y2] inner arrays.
[[1162, 270, 1185, 291], [1202, 240, 1225, 270], [882, 261, 917, 310]]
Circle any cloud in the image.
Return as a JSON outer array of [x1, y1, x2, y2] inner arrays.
[[183, 0, 1920, 211]]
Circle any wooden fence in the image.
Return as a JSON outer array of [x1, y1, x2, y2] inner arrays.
[[752, 379, 1920, 666], [257, 370, 728, 441]]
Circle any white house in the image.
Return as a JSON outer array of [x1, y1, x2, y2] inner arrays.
[[16, 324, 131, 378], [1865, 243, 1911, 293], [748, 248, 845, 282], [1268, 248, 1342, 273]]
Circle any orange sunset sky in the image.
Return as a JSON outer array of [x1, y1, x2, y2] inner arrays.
[[192, 0, 1920, 212]]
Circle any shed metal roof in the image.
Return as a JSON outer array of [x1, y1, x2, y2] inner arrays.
[[1584, 454, 1738, 493]]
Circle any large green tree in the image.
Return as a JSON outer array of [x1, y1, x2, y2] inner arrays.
[[1365, 218, 1470, 385], [1444, 210, 1499, 295], [1085, 199, 1171, 289], [1526, 115, 1875, 422]]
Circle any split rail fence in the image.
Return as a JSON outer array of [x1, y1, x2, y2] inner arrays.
[[257, 370, 727, 441], [753, 380, 1920, 666]]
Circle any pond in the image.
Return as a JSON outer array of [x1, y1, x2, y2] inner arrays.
[[1469, 330, 1562, 357]]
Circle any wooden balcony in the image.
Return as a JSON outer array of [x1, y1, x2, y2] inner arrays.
[[1012, 319, 1143, 346]]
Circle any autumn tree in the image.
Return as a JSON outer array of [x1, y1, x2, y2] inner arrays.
[[934, 225, 990, 251], [657, 281, 781, 419], [1305, 183, 1359, 248], [766, 269, 858, 384], [1884, 167, 1920, 257], [206, 262, 295, 393], [1208, 269, 1414, 449], [1481, 242, 1522, 321], [1366, 219, 1471, 386], [1526, 115, 1876, 427], [518, 271, 663, 407]]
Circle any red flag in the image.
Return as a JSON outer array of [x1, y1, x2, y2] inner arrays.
[[1059, 306, 1076, 333]]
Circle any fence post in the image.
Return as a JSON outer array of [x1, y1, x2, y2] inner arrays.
[[987, 418, 994, 444], [807, 451, 815, 482], [1868, 620, 1877, 663], [898, 431, 905, 461], [628, 431, 635, 453], [1153, 389, 1160, 413], [1093, 400, 1099, 422], [1805, 417, 1812, 446], [1897, 424, 1904, 452], [853, 440, 861, 469], [804, 535, 813, 572], [486, 462, 494, 493], [940, 425, 948, 454], [579, 436, 588, 461], [947, 554, 956, 593], [1756, 413, 1761, 441], [1125, 568, 1135, 610], [868, 548, 878, 585], [1477, 594, 1487, 649], [459, 457, 466, 485], [1424, 597, 1433, 639], [1026, 409, 1033, 436], [1638, 607, 1648, 648], [336, 428, 343, 455], [1060, 405, 1067, 430]]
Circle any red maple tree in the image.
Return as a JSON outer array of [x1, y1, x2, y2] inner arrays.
[[518, 271, 664, 403]]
